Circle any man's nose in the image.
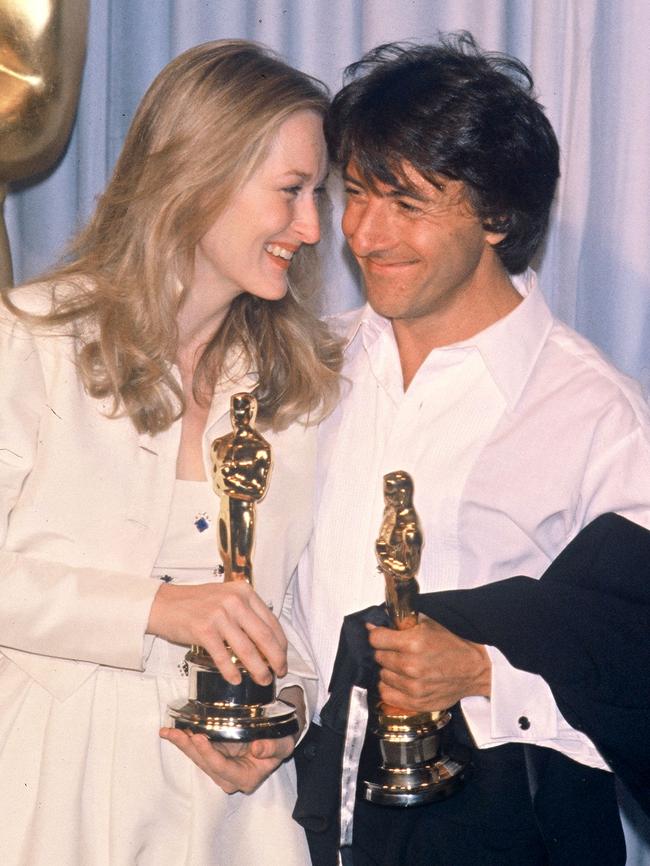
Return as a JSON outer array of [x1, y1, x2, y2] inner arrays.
[[343, 199, 390, 256]]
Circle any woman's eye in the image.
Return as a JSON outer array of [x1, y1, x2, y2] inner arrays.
[[282, 185, 302, 196]]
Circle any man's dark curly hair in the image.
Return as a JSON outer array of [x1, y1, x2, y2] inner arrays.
[[326, 32, 560, 274]]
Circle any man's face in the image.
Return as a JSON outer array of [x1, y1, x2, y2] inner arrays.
[[341, 161, 505, 324]]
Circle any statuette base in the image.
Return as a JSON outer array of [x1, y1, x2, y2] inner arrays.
[[362, 710, 467, 806], [168, 651, 298, 741], [363, 754, 467, 807], [168, 696, 298, 742]]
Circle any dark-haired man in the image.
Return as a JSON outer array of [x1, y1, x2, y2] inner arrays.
[[292, 34, 650, 866]]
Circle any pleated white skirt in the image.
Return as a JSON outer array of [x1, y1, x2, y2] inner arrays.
[[0, 647, 310, 865]]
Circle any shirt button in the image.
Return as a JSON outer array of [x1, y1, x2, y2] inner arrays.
[[518, 716, 531, 731]]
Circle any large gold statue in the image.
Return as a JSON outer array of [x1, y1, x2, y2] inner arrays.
[[363, 470, 467, 805], [210, 392, 272, 584], [376, 470, 422, 631], [168, 392, 298, 740], [0, 0, 88, 286]]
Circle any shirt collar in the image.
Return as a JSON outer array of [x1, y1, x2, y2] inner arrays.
[[462, 269, 554, 409], [342, 268, 554, 410]]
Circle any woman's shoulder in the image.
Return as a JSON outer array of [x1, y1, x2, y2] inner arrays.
[[2, 280, 55, 319], [1, 276, 95, 340], [3, 276, 91, 315]]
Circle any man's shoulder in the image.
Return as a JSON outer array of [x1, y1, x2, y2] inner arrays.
[[538, 318, 649, 422]]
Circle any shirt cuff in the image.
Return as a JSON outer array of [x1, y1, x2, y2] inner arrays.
[[462, 645, 558, 745]]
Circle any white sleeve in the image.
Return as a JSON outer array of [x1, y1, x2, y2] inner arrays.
[[462, 648, 610, 769], [278, 573, 318, 740], [0, 313, 159, 671], [463, 398, 650, 769]]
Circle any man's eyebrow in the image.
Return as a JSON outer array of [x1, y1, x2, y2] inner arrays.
[[342, 170, 364, 185], [342, 170, 429, 202], [386, 186, 428, 202]]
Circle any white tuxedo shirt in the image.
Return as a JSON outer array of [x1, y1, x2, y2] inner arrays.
[[293, 269, 650, 771]]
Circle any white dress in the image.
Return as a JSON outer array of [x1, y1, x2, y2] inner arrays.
[[0, 480, 311, 866]]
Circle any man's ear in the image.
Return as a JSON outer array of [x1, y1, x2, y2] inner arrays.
[[485, 228, 507, 246], [483, 216, 508, 247]]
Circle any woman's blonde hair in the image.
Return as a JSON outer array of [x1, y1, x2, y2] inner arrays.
[[7, 40, 342, 433]]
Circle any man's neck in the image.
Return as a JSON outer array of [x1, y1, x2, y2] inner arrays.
[[392, 271, 522, 390]]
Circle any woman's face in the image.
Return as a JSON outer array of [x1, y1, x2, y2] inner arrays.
[[191, 110, 328, 305]]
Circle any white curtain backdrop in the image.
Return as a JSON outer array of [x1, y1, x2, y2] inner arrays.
[[4, 2, 650, 859]]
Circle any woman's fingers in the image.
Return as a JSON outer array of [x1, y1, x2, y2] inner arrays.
[[148, 581, 288, 683], [159, 728, 294, 794]]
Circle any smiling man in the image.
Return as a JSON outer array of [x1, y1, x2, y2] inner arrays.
[[292, 34, 650, 866]]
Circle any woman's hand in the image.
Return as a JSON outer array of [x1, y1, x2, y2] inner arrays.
[[159, 728, 295, 794], [147, 581, 287, 685], [159, 687, 305, 793]]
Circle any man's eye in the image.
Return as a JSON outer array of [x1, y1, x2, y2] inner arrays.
[[344, 186, 362, 197], [397, 200, 420, 214]]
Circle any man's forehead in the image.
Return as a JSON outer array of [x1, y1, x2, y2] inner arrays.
[[344, 158, 449, 198]]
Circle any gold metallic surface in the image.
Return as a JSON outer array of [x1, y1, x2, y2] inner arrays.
[[0, 184, 11, 286], [0, 0, 88, 285], [210, 392, 272, 584], [376, 470, 422, 630], [363, 471, 467, 805], [169, 393, 298, 740]]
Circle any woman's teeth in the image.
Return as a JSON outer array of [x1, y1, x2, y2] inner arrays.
[[264, 244, 294, 261]]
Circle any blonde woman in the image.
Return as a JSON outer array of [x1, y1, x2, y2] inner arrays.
[[0, 41, 340, 865]]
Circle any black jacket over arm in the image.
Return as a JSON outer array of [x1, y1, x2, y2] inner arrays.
[[294, 512, 650, 838], [416, 512, 650, 814]]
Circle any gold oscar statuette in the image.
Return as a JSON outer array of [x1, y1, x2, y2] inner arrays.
[[362, 470, 467, 806], [167, 392, 299, 741], [0, 0, 88, 287]]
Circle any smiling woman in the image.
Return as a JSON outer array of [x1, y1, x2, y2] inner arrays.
[[192, 111, 328, 308], [0, 40, 341, 866]]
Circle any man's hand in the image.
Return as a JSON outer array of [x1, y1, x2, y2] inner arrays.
[[368, 615, 492, 713], [159, 728, 295, 794]]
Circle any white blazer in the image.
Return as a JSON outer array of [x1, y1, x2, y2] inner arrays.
[[0, 284, 317, 706]]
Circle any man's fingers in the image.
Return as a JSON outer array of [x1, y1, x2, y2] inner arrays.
[[367, 624, 403, 650], [373, 646, 427, 680]]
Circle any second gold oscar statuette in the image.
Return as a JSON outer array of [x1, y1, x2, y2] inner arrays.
[[362, 470, 468, 806]]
